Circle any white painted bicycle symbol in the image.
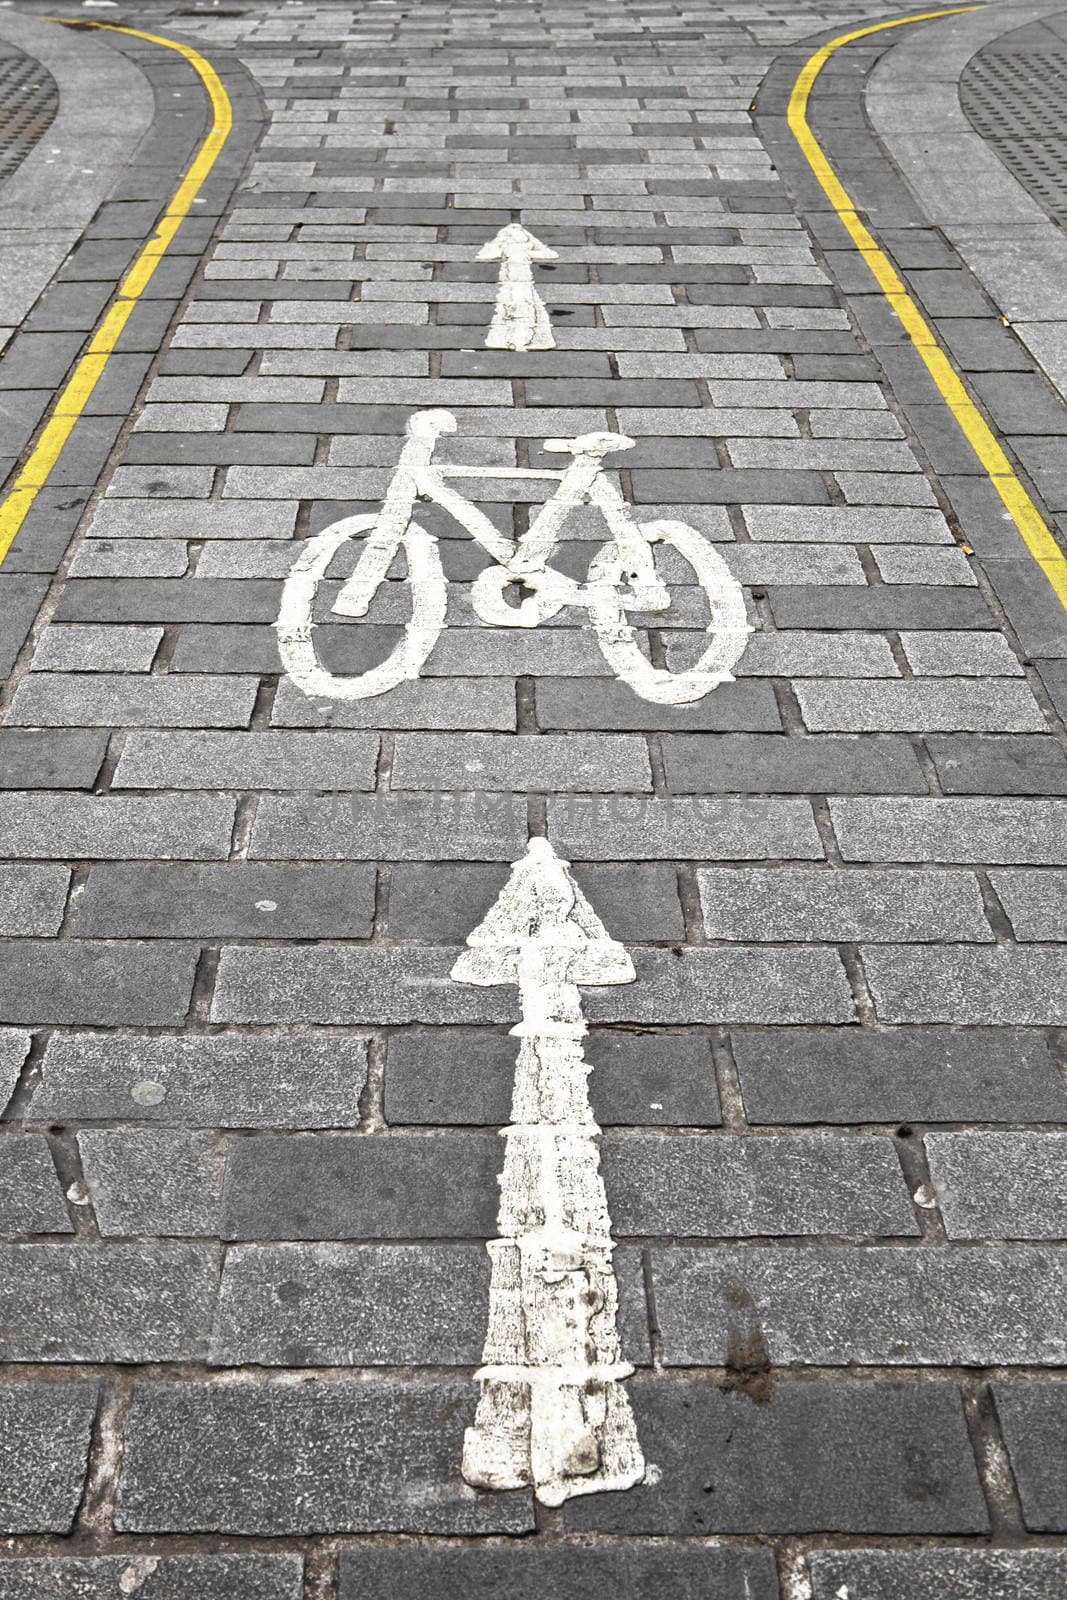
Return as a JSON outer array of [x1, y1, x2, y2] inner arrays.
[[276, 408, 751, 705]]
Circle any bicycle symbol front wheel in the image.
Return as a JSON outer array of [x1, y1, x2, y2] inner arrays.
[[275, 513, 447, 701], [584, 520, 751, 705]]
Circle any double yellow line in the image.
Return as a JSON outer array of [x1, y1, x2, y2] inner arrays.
[[0, 20, 232, 564], [788, 6, 1067, 613]]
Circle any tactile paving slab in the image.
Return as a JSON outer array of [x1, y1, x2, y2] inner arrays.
[[0, 41, 58, 183], [960, 20, 1067, 227]]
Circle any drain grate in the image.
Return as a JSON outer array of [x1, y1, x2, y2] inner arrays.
[[0, 43, 59, 183], [960, 24, 1067, 228]]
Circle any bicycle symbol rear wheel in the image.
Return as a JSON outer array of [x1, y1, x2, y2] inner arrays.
[[275, 513, 448, 701], [584, 520, 750, 705]]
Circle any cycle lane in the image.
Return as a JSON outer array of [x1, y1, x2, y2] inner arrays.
[[0, 1, 1065, 1596]]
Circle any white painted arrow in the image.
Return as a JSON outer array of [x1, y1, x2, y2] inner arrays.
[[451, 837, 645, 1507], [477, 223, 559, 352]]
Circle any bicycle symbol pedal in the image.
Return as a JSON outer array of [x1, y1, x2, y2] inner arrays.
[[275, 408, 752, 706]]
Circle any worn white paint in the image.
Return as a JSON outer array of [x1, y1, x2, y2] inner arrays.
[[452, 838, 644, 1506], [478, 224, 558, 351], [276, 408, 750, 704]]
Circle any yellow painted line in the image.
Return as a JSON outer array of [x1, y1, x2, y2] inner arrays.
[[788, 7, 1067, 612], [0, 20, 232, 565]]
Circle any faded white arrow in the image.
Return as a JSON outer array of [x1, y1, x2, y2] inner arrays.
[[477, 223, 559, 352], [451, 837, 645, 1507]]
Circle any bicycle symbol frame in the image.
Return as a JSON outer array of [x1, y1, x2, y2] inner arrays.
[[275, 408, 751, 705]]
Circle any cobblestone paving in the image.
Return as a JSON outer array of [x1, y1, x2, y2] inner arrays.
[[0, 1, 1065, 1596]]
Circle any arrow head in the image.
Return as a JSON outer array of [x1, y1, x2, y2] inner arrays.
[[476, 223, 560, 265], [451, 838, 635, 988]]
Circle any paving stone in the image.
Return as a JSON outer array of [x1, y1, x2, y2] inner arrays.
[[271, 676, 517, 732], [900, 630, 1023, 676], [810, 1549, 1067, 1600], [211, 1242, 648, 1366], [85, 500, 297, 540], [391, 733, 652, 792], [724, 629, 899, 678], [112, 730, 379, 791], [795, 679, 1046, 733], [536, 678, 781, 733], [652, 1244, 1064, 1364], [926, 1132, 1067, 1240], [663, 732, 925, 794], [0, 865, 70, 936], [75, 862, 376, 940], [992, 1383, 1067, 1532], [31, 623, 164, 671], [565, 1378, 985, 1534], [601, 1133, 914, 1236], [31, 1033, 367, 1129], [866, 945, 1067, 1025], [548, 794, 822, 860], [0, 1243, 219, 1361], [116, 1377, 534, 1533], [0, 1381, 99, 1533], [770, 585, 996, 630], [742, 505, 951, 543], [0, 730, 106, 789], [387, 862, 683, 943], [0, 1030, 30, 1115], [0, 1557, 304, 1600], [981, 864, 1064, 942], [8, 674, 259, 730], [0, 794, 236, 860], [733, 1026, 1066, 1124], [69, 541, 191, 579], [336, 1546, 778, 1600], [0, 1135, 71, 1235], [699, 867, 990, 942], [926, 735, 1067, 795], [0, 941, 196, 1027], [830, 798, 1067, 864], [385, 1029, 720, 1127], [79, 1130, 227, 1236]]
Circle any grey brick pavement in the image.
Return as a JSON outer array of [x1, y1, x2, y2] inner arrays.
[[0, 0, 1064, 1591]]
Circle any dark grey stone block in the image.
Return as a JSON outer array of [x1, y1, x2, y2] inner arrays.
[[652, 1244, 1063, 1365], [565, 1377, 987, 1533], [927, 735, 1067, 795], [79, 1130, 226, 1236], [387, 863, 683, 943], [926, 1132, 1067, 1239], [770, 586, 995, 630], [337, 1545, 778, 1600], [30, 1033, 367, 1130], [211, 1241, 648, 1366], [221, 1131, 500, 1239], [0, 1557, 303, 1599], [0, 1135, 70, 1234], [732, 1027, 1067, 1124], [810, 1549, 1067, 1600], [536, 678, 781, 732], [0, 1243, 219, 1361], [601, 1133, 915, 1237], [0, 941, 197, 1027], [212, 947, 517, 1027], [385, 1029, 720, 1127], [0, 1381, 99, 1532], [116, 1377, 533, 1533], [0, 731, 106, 789], [663, 733, 926, 794], [993, 1383, 1067, 1531], [74, 864, 376, 939]]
